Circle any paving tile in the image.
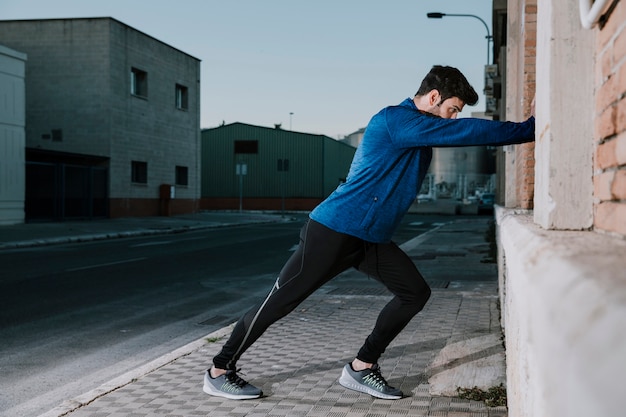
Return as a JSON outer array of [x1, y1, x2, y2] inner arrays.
[[57, 219, 507, 417]]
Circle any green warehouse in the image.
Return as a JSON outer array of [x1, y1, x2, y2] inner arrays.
[[201, 123, 356, 211]]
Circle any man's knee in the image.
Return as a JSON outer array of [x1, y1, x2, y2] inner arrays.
[[406, 282, 431, 312]]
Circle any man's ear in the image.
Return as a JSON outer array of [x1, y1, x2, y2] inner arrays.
[[428, 89, 441, 106]]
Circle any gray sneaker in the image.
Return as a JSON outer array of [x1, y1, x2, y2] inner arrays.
[[338, 363, 403, 399], [203, 369, 263, 400]]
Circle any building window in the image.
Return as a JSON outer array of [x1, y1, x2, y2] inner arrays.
[[175, 165, 188, 186], [175, 84, 188, 110], [234, 140, 259, 154], [131, 161, 148, 184], [130, 67, 148, 97], [51, 129, 63, 142]]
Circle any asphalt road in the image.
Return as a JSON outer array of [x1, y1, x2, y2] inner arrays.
[[0, 213, 467, 417]]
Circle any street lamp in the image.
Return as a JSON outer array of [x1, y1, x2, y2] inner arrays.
[[426, 12, 492, 65], [289, 112, 294, 130]]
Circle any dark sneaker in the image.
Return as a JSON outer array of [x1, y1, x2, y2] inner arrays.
[[203, 369, 263, 400], [338, 363, 403, 399]]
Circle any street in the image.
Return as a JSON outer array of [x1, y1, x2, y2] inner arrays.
[[0, 213, 472, 417]]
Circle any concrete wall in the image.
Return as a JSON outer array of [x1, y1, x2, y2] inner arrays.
[[534, 1, 594, 230], [498, 1, 626, 416], [497, 207, 626, 417], [0, 45, 26, 225], [108, 19, 201, 205]]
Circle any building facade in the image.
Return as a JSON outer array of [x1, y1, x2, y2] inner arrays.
[[0, 45, 27, 225], [0, 18, 201, 220], [494, 1, 626, 416], [201, 123, 356, 211]]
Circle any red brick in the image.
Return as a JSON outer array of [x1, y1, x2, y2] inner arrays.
[[612, 170, 626, 199], [618, 62, 626, 94], [594, 171, 614, 201], [599, 48, 613, 82], [516, 142, 535, 207], [525, 4, 537, 14], [524, 37, 537, 48], [596, 139, 618, 169], [616, 130, 626, 165], [617, 98, 626, 133], [595, 201, 626, 235], [598, 1, 626, 48], [601, 0, 626, 45], [524, 28, 536, 41], [613, 27, 626, 64], [598, 23, 613, 49], [597, 75, 617, 112], [595, 106, 617, 140], [524, 48, 536, 58]]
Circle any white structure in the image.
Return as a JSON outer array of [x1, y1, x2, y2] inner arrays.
[[0, 45, 26, 225], [496, 1, 626, 416]]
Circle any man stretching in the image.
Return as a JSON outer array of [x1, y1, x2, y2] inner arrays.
[[203, 65, 535, 400]]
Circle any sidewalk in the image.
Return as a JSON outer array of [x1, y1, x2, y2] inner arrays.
[[3, 213, 508, 417]]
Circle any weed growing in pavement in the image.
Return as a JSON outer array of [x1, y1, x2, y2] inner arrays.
[[205, 336, 223, 344], [457, 384, 507, 407]]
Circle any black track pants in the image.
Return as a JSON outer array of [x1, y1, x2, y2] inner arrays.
[[212, 219, 431, 370]]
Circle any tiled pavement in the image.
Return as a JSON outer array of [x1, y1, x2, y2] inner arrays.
[[62, 287, 506, 417], [46, 217, 508, 417]]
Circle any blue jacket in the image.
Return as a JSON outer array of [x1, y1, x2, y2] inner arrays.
[[309, 97, 535, 243]]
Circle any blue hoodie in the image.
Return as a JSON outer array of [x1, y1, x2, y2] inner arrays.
[[309, 97, 535, 243]]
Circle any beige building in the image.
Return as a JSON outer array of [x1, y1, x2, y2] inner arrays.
[[0, 18, 201, 220], [0, 45, 26, 225], [494, 0, 626, 416]]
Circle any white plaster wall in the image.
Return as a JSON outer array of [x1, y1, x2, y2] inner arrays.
[[534, 0, 594, 230], [504, 0, 523, 207], [0, 45, 26, 225], [497, 206, 626, 417]]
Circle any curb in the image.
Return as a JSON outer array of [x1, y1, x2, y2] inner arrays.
[[0, 218, 291, 251], [39, 325, 236, 417]]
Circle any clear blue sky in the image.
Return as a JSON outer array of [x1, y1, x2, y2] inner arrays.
[[1, 0, 493, 139]]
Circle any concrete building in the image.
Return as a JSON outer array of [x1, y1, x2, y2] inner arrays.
[[339, 127, 366, 148], [0, 45, 27, 225], [201, 123, 356, 211], [493, 1, 626, 416], [0, 18, 201, 220]]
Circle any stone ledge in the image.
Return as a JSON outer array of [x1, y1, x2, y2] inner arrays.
[[495, 206, 626, 417], [427, 332, 506, 396]]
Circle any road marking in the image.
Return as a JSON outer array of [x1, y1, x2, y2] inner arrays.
[[131, 241, 173, 247], [66, 257, 147, 272], [409, 222, 424, 226], [400, 224, 445, 252]]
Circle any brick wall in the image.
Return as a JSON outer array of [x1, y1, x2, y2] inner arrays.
[[516, 1, 537, 209], [594, 1, 626, 236]]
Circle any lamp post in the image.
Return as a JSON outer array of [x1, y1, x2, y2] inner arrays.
[[426, 12, 492, 65], [427, 12, 495, 201]]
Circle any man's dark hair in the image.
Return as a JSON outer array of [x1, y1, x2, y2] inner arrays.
[[415, 65, 479, 106]]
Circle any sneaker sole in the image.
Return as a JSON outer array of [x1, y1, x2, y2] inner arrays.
[[203, 383, 262, 400], [338, 368, 402, 400]]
